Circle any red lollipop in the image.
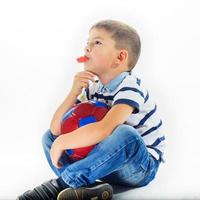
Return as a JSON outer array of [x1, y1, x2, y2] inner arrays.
[[77, 56, 89, 63]]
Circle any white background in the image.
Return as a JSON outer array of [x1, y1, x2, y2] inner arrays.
[[0, 0, 200, 199]]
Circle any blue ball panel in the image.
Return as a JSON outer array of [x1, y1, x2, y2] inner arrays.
[[79, 116, 97, 127], [66, 149, 74, 155]]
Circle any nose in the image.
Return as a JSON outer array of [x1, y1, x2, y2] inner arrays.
[[84, 42, 94, 54], [84, 45, 91, 54]]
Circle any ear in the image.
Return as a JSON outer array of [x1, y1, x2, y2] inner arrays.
[[115, 50, 128, 64]]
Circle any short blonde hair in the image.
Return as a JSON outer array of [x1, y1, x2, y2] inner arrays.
[[90, 19, 141, 71]]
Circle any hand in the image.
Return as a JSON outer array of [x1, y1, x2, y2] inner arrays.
[[70, 71, 96, 96], [50, 137, 64, 168]]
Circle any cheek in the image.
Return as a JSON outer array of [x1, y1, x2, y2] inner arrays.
[[91, 51, 107, 64]]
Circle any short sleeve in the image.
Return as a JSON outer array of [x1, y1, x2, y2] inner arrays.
[[112, 87, 145, 113]]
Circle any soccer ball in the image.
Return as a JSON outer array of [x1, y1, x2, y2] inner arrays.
[[61, 100, 110, 161]]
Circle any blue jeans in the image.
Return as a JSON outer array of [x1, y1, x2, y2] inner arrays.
[[42, 124, 161, 189]]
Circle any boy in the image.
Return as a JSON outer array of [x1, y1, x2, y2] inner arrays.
[[18, 19, 165, 200]]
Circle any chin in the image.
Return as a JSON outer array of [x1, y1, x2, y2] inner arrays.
[[84, 66, 97, 75], [84, 65, 90, 71], [84, 64, 91, 70], [84, 63, 98, 74]]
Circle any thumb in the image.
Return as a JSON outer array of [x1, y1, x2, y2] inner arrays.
[[57, 161, 63, 168]]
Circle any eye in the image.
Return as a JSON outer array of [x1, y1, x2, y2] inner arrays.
[[86, 40, 102, 47], [95, 40, 102, 45]]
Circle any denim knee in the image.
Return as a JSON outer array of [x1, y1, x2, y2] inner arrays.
[[113, 124, 141, 143], [112, 124, 147, 162], [41, 129, 55, 148]]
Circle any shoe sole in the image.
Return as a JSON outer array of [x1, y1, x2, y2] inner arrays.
[[57, 183, 113, 200]]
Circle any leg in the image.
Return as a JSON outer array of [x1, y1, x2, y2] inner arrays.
[[59, 124, 160, 188], [18, 129, 115, 200], [100, 125, 160, 187], [42, 129, 73, 177], [101, 152, 160, 187]]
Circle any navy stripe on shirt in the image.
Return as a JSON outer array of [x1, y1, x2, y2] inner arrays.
[[150, 136, 165, 147], [113, 99, 140, 113], [75, 99, 81, 104], [136, 78, 141, 86], [86, 88, 90, 100], [147, 145, 164, 162], [134, 105, 157, 128], [91, 87, 145, 104], [141, 120, 163, 137], [91, 93, 114, 101], [144, 91, 149, 103]]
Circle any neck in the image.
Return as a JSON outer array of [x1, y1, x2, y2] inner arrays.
[[98, 70, 124, 85]]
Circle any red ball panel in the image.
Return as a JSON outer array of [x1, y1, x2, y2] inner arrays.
[[70, 145, 95, 160], [61, 115, 79, 133], [60, 101, 110, 161], [73, 102, 94, 119], [92, 107, 109, 121]]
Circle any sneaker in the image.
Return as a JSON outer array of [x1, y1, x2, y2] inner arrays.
[[17, 179, 64, 200], [57, 182, 113, 200]]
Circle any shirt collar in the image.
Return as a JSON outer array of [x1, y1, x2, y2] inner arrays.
[[99, 71, 130, 93]]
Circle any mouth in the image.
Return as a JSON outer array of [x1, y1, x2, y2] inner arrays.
[[77, 56, 90, 63]]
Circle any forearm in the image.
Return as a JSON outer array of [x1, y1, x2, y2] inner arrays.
[[57, 121, 109, 150], [50, 91, 78, 136]]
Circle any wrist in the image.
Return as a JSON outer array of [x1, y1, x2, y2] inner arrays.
[[69, 90, 80, 98], [54, 136, 65, 151]]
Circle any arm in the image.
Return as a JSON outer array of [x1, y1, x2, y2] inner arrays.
[[57, 103, 134, 150], [51, 103, 134, 167], [50, 91, 78, 136], [50, 71, 96, 135]]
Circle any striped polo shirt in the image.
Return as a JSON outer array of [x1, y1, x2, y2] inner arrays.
[[76, 71, 165, 162]]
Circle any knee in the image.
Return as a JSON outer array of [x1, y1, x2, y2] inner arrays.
[[112, 124, 141, 143], [41, 129, 55, 148]]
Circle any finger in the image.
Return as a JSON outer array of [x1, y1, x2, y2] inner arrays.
[[53, 161, 59, 168], [78, 75, 95, 82], [78, 72, 96, 80], [75, 77, 94, 86], [57, 161, 63, 168], [80, 81, 89, 88], [77, 71, 95, 76], [76, 72, 94, 79], [84, 70, 97, 76]]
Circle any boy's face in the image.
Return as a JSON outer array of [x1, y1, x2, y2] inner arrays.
[[84, 28, 119, 76]]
